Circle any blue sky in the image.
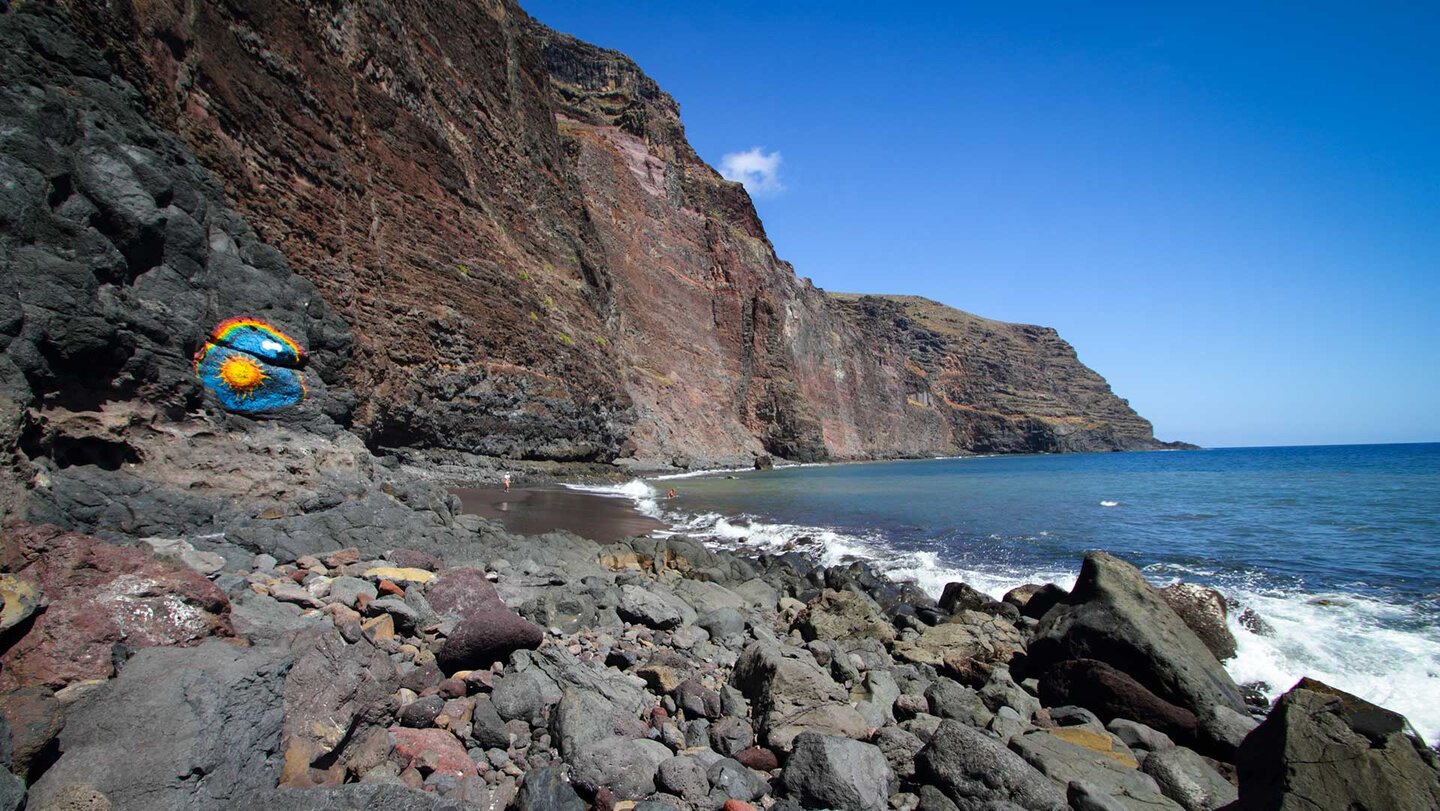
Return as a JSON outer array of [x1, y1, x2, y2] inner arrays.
[[525, 1, 1440, 447]]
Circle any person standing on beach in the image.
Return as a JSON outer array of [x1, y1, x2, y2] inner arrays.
[[502, 473, 512, 492]]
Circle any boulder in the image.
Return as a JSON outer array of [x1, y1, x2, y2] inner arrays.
[[426, 567, 503, 618], [872, 726, 925, 780], [617, 584, 695, 630], [1106, 719, 1175, 754], [256, 783, 467, 810], [892, 610, 1024, 671], [0, 524, 231, 691], [0, 572, 44, 637], [730, 642, 867, 752], [436, 607, 543, 672], [915, 721, 1067, 811], [551, 689, 639, 758], [0, 769, 21, 811], [1039, 659, 1199, 744], [1236, 678, 1440, 811], [1028, 553, 1246, 753], [783, 733, 894, 811], [1159, 584, 1236, 662], [280, 627, 400, 786], [710, 717, 755, 757], [0, 686, 63, 781], [517, 766, 585, 811], [657, 756, 711, 803], [924, 679, 993, 728], [1003, 583, 1067, 619], [28, 640, 290, 810], [399, 696, 447, 728], [569, 738, 673, 799], [939, 582, 1017, 621], [388, 727, 477, 779], [1140, 746, 1236, 811], [707, 758, 768, 802], [671, 579, 747, 615], [796, 590, 896, 644], [1009, 730, 1181, 811], [326, 577, 378, 608]]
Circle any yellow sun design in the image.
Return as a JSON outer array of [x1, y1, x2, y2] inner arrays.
[[218, 354, 268, 398]]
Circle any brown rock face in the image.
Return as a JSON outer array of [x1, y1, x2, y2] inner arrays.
[[53, 0, 1180, 467], [0, 522, 231, 692]]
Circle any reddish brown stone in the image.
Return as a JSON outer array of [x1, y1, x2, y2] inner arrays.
[[592, 787, 618, 811], [324, 547, 362, 569], [288, 569, 309, 584], [734, 746, 779, 772], [437, 678, 468, 699], [377, 579, 405, 597], [389, 727, 478, 778], [435, 608, 543, 673], [0, 685, 64, 780], [0, 523, 231, 692], [426, 568, 503, 619], [388, 549, 444, 572], [723, 801, 757, 811]]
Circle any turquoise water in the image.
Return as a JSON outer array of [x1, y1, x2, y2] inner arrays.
[[575, 444, 1440, 742]]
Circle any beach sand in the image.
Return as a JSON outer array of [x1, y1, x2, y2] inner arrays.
[[452, 485, 665, 543]]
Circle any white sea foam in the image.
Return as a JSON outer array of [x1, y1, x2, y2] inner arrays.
[[1100, 500, 1120, 507], [577, 477, 1440, 747]]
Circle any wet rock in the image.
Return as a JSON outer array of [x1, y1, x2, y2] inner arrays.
[[436, 608, 543, 672], [0, 524, 231, 692], [1140, 746, 1236, 811], [797, 590, 897, 644], [1028, 553, 1246, 754], [1003, 583, 1067, 620], [783, 733, 894, 811], [706, 757, 768, 802], [915, 721, 1066, 811], [1236, 678, 1440, 811], [28, 640, 289, 810], [517, 765, 585, 811], [1159, 584, 1236, 662]]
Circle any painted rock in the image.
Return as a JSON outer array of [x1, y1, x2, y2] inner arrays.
[[194, 317, 308, 413]]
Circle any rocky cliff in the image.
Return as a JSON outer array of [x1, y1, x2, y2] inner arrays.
[[12, 0, 1179, 484]]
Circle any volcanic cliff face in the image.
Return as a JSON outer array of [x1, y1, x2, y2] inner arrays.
[[35, 0, 1178, 470]]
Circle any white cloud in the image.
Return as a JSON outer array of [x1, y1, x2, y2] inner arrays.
[[719, 147, 785, 196]]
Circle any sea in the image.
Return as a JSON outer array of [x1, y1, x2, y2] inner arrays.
[[568, 443, 1440, 745]]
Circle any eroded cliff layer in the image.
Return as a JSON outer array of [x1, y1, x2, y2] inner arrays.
[[34, 0, 1178, 469]]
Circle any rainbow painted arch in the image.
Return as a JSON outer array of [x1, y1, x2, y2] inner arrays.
[[195, 317, 308, 413]]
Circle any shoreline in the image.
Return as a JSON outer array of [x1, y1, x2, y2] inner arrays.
[[452, 485, 667, 543]]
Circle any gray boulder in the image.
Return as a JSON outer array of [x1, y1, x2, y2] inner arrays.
[[551, 689, 636, 758], [569, 738, 673, 799], [326, 577, 378, 608], [252, 784, 466, 809], [657, 756, 711, 803], [29, 640, 291, 810], [925, 679, 993, 727], [280, 627, 400, 784], [1028, 553, 1246, 753], [730, 641, 867, 752], [516, 766, 585, 811], [1009, 730, 1182, 811], [783, 733, 894, 811], [915, 721, 1067, 811], [618, 585, 695, 630], [1140, 747, 1236, 811], [706, 757, 768, 802], [1236, 678, 1440, 811], [0, 769, 22, 811]]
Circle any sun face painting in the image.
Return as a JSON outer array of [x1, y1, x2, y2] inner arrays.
[[195, 317, 308, 413]]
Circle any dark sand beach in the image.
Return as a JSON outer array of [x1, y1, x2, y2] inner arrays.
[[452, 485, 666, 542]]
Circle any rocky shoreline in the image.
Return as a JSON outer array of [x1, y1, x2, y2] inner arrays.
[[4, 512, 1439, 811]]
